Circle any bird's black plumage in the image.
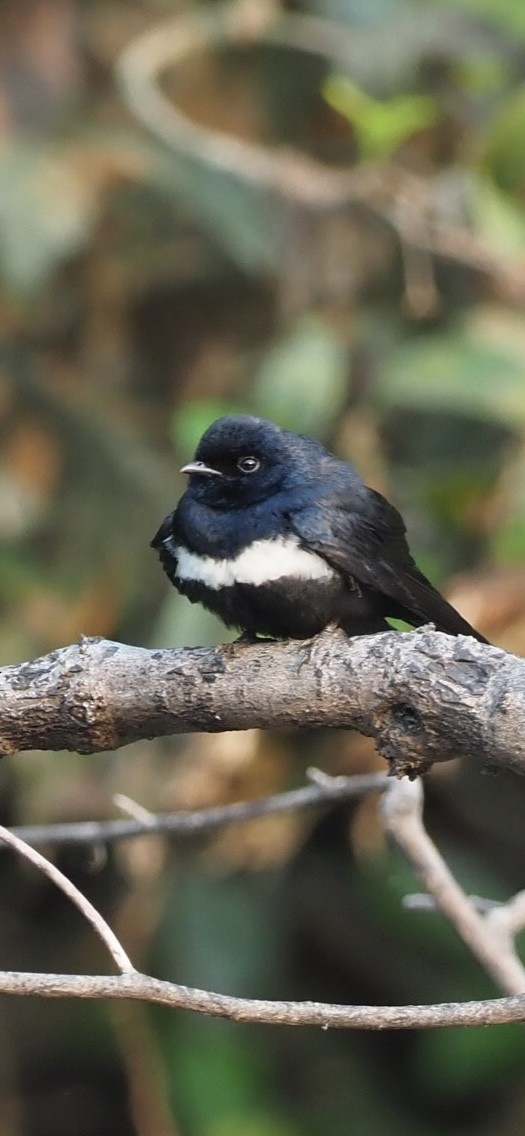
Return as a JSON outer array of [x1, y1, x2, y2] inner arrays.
[[151, 415, 487, 643]]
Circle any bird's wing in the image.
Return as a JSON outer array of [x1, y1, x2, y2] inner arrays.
[[151, 511, 180, 586], [291, 488, 488, 643]]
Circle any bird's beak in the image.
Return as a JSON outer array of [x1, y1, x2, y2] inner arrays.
[[180, 461, 223, 478]]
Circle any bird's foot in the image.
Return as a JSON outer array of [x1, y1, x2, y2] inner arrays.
[[221, 632, 279, 662], [234, 630, 263, 645]]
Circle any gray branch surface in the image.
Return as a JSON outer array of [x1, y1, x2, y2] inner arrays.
[[1, 970, 525, 1031], [0, 628, 523, 777]]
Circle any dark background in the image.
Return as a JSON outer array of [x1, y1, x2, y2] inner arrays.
[[1, 0, 525, 1133]]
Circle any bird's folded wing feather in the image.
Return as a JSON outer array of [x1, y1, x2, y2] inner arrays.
[[291, 489, 488, 643], [151, 511, 180, 586]]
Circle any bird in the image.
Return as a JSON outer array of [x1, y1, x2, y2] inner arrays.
[[151, 414, 488, 644]]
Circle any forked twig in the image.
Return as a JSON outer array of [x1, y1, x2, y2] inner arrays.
[[382, 780, 525, 995], [0, 826, 135, 975]]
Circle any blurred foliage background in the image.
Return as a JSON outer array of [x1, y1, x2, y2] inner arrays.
[[3, 0, 525, 1133]]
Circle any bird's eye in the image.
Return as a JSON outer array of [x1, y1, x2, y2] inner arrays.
[[237, 455, 260, 474]]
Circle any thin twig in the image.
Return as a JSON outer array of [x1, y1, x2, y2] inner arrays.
[[381, 781, 525, 996], [0, 969, 524, 1030], [2, 781, 525, 1027], [0, 826, 135, 975], [403, 893, 504, 914], [8, 774, 388, 848], [113, 794, 157, 826]]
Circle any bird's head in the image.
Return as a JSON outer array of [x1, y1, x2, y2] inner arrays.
[[180, 415, 325, 509]]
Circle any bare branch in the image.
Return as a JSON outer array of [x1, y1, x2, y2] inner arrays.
[[382, 781, 525, 995], [116, 3, 373, 206], [485, 890, 525, 940], [113, 794, 158, 826], [0, 968, 524, 1030], [116, 0, 517, 305], [2, 765, 525, 1028], [0, 826, 135, 974], [0, 630, 522, 778], [9, 773, 387, 848], [402, 893, 504, 915]]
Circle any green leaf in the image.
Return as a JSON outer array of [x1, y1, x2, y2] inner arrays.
[[470, 174, 525, 253], [375, 320, 525, 428], [323, 74, 438, 158], [484, 84, 525, 194], [172, 399, 242, 457], [253, 315, 348, 436], [493, 515, 525, 564]]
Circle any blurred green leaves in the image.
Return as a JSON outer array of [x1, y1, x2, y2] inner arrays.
[[437, 0, 525, 36], [0, 144, 95, 294], [376, 318, 525, 428], [470, 175, 525, 252], [253, 316, 348, 437], [484, 85, 525, 196], [154, 867, 295, 1136], [172, 400, 243, 457], [415, 1023, 525, 1099], [323, 75, 438, 158]]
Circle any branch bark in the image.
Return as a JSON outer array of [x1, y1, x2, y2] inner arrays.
[[1, 970, 525, 1030], [0, 629, 523, 777]]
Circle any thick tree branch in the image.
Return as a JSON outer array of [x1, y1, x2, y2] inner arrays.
[[0, 629, 522, 778]]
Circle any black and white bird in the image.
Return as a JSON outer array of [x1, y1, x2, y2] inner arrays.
[[151, 415, 487, 643]]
